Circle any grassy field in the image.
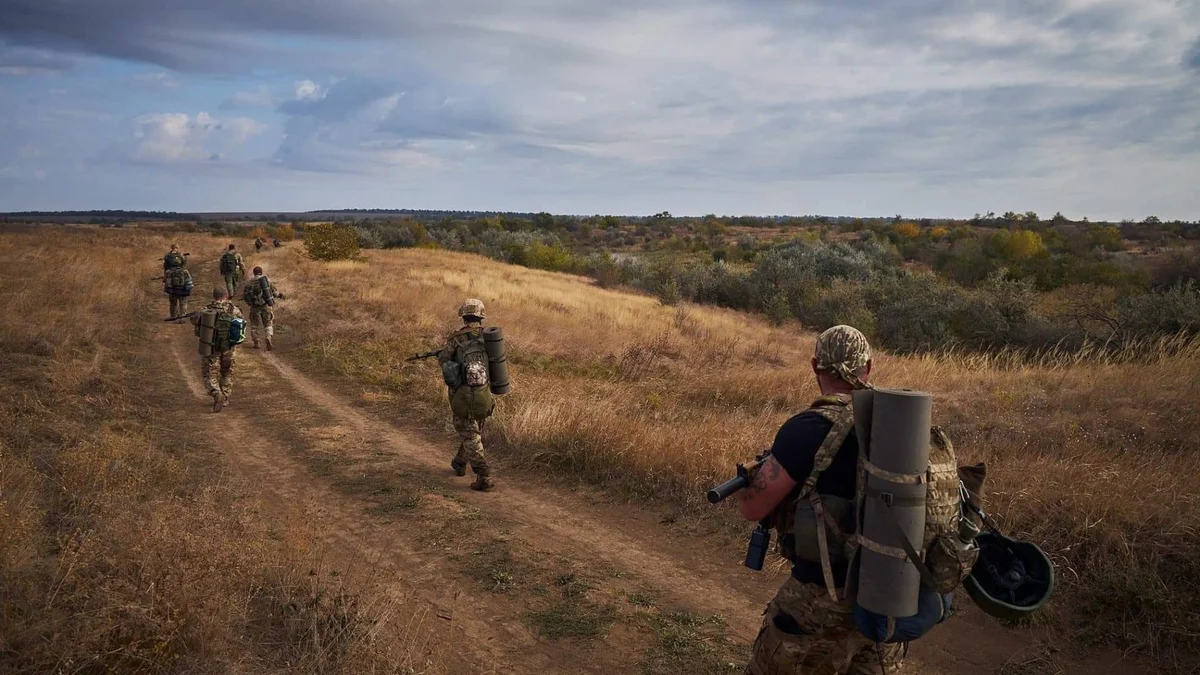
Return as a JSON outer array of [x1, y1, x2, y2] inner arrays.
[[260, 245, 1200, 668], [0, 228, 433, 674]]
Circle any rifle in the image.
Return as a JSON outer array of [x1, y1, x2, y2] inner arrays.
[[406, 350, 441, 362], [165, 311, 200, 323], [708, 451, 773, 570]]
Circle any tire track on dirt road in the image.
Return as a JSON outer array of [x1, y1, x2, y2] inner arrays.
[[165, 327, 575, 675], [159, 255, 1148, 675]]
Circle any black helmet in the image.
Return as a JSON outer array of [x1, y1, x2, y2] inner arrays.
[[963, 532, 1055, 621]]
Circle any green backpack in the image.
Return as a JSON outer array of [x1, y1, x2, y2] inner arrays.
[[219, 252, 239, 275], [242, 277, 268, 306], [212, 310, 247, 352], [164, 251, 186, 269], [446, 329, 493, 420]]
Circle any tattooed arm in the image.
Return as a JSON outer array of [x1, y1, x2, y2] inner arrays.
[[737, 455, 797, 522]]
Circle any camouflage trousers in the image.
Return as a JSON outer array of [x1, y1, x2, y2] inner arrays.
[[452, 416, 489, 475], [745, 577, 904, 675], [248, 306, 274, 345], [223, 273, 241, 297], [201, 350, 236, 398], [169, 295, 189, 318]]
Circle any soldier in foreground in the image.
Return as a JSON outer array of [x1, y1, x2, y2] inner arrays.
[[241, 265, 284, 350], [737, 326, 904, 674], [190, 287, 245, 412], [438, 298, 496, 491], [219, 244, 247, 297]]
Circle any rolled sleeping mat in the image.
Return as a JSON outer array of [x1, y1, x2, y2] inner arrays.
[[856, 388, 932, 618], [198, 309, 217, 356], [482, 326, 511, 395]]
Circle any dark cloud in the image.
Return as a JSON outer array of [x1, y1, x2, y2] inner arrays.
[[0, 43, 75, 75], [1186, 37, 1200, 72]]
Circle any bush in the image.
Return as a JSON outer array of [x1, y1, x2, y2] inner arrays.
[[303, 223, 362, 261], [273, 223, 296, 241], [1118, 281, 1200, 337], [763, 291, 791, 326]]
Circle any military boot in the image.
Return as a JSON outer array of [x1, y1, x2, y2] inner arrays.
[[265, 337, 273, 351], [450, 458, 467, 476], [212, 392, 224, 413], [251, 340, 260, 349], [470, 466, 494, 491]]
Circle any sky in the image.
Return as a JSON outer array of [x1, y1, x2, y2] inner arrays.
[[0, 0, 1198, 220]]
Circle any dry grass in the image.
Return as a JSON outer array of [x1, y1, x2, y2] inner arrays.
[[265, 246, 1200, 667], [0, 228, 436, 674]]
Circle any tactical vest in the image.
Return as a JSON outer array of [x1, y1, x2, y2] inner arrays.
[[772, 395, 979, 600]]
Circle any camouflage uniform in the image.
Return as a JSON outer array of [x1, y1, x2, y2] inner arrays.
[[438, 298, 494, 491], [747, 325, 905, 675], [169, 293, 189, 319], [746, 578, 903, 674], [221, 250, 247, 296], [242, 274, 282, 349], [195, 300, 243, 404]]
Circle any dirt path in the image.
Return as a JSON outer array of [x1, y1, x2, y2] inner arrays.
[[148, 266, 1148, 675]]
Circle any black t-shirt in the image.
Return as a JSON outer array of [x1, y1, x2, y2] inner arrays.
[[769, 410, 859, 585]]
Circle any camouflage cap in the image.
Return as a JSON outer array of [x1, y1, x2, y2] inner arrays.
[[814, 325, 872, 389], [458, 298, 486, 319]]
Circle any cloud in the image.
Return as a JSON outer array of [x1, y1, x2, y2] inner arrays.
[[1, 0, 1199, 217], [131, 112, 266, 163], [0, 44, 75, 75], [1185, 37, 1200, 72], [294, 79, 324, 101], [222, 85, 276, 109]]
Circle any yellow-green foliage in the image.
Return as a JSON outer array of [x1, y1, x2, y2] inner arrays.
[[303, 223, 362, 261]]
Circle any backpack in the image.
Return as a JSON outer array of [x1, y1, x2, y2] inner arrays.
[[219, 252, 239, 275], [774, 395, 980, 641], [211, 307, 247, 352], [443, 328, 493, 420], [241, 276, 273, 307], [164, 251, 185, 269], [165, 267, 193, 295]]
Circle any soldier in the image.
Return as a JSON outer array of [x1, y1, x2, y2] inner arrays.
[[163, 243, 186, 271], [438, 298, 496, 491], [254, 237, 265, 253], [191, 287, 244, 412], [241, 265, 285, 350], [218, 244, 247, 297], [738, 325, 904, 675], [272, 237, 282, 248], [162, 244, 193, 318]]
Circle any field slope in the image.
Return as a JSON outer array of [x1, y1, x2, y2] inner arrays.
[[3, 227, 1196, 674]]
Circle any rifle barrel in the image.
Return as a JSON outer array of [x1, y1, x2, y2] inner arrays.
[[707, 475, 749, 504]]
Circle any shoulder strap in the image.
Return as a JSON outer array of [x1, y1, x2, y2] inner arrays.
[[798, 394, 855, 499]]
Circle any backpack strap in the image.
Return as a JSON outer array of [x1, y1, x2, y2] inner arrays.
[[796, 394, 856, 603]]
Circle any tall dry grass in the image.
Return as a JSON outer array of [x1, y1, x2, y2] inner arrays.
[[0, 228, 437, 674], [268, 246, 1200, 666]]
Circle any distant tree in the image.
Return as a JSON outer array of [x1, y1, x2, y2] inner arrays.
[[1144, 215, 1162, 225], [533, 212, 554, 230], [1024, 211, 1040, 224]]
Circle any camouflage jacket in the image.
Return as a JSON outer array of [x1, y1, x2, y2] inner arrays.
[[438, 323, 483, 364], [243, 275, 282, 307]]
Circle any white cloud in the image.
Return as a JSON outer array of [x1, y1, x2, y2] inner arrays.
[[294, 79, 324, 101], [132, 112, 266, 163]]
